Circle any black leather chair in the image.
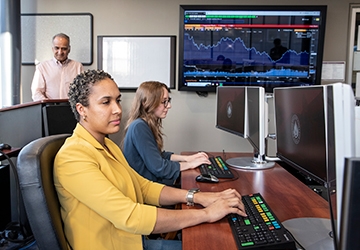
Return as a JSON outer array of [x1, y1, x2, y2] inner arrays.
[[16, 134, 70, 250]]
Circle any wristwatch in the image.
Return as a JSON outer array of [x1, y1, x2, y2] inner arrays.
[[186, 188, 200, 206]]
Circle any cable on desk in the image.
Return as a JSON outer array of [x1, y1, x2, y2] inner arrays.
[[219, 149, 240, 182], [222, 149, 227, 161]]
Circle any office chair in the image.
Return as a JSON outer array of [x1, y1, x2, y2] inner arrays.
[[16, 134, 70, 250]]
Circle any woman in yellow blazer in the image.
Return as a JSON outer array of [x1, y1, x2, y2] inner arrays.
[[54, 69, 246, 250]]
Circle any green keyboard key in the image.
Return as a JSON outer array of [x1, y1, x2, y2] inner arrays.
[[241, 242, 255, 247]]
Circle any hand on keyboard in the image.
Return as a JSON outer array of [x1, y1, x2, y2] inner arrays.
[[200, 156, 235, 179], [180, 153, 211, 171], [202, 191, 247, 222], [197, 188, 245, 212]]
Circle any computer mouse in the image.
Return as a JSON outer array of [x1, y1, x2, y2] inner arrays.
[[0, 143, 12, 150], [195, 174, 219, 183]]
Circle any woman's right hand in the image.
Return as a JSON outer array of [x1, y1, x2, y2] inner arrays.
[[185, 152, 209, 162], [203, 196, 247, 223], [180, 156, 211, 171]]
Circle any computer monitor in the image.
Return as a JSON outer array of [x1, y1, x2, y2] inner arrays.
[[178, 5, 327, 93], [216, 86, 248, 138], [42, 103, 77, 136], [274, 83, 356, 249], [339, 157, 360, 250], [216, 86, 275, 169]]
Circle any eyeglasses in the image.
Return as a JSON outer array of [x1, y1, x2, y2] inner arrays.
[[161, 97, 172, 108]]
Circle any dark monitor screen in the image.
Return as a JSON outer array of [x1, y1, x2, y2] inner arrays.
[[178, 5, 327, 93], [274, 86, 327, 184], [42, 104, 77, 136], [216, 86, 247, 138]]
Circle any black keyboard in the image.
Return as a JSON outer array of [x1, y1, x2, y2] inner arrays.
[[200, 156, 234, 178], [228, 193, 296, 250]]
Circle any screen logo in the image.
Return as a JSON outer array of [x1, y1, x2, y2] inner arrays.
[[227, 101, 233, 118], [291, 114, 301, 144]]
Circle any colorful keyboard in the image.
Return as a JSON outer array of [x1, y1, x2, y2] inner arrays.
[[199, 156, 234, 178], [228, 193, 296, 249]]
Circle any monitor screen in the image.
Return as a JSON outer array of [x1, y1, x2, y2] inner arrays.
[[42, 103, 77, 136], [274, 86, 327, 184], [178, 5, 327, 93], [274, 83, 356, 248], [216, 86, 247, 138]]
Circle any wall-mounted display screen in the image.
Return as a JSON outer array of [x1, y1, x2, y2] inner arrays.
[[178, 5, 327, 93]]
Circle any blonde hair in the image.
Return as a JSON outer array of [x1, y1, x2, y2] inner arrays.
[[124, 81, 169, 152]]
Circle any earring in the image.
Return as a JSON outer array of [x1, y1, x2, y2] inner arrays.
[[83, 115, 87, 121]]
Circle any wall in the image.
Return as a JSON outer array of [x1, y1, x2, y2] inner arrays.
[[20, 0, 352, 155]]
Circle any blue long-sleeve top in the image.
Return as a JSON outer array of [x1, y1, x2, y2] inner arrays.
[[123, 118, 180, 184]]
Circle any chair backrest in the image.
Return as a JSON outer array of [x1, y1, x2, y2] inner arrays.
[[17, 134, 70, 250]]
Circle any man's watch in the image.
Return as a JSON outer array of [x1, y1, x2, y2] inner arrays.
[[186, 188, 200, 206]]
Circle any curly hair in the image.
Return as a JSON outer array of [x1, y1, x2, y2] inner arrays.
[[124, 81, 169, 152], [68, 69, 113, 121]]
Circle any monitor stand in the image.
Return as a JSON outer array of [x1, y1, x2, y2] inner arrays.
[[282, 217, 335, 250], [226, 155, 275, 170]]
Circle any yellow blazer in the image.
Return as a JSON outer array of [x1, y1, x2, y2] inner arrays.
[[54, 124, 164, 250]]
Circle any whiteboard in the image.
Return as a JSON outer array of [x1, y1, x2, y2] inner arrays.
[[97, 36, 176, 89], [21, 13, 93, 65]]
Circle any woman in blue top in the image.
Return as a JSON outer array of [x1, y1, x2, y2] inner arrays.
[[123, 81, 210, 185]]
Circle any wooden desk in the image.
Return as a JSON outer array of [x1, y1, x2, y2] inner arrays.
[[181, 152, 330, 250]]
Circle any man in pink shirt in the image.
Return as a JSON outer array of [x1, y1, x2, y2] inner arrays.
[[31, 33, 84, 101]]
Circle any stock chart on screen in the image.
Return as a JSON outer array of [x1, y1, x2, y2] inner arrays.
[[178, 5, 327, 92]]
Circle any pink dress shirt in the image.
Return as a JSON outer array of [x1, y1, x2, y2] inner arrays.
[[31, 58, 84, 101]]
